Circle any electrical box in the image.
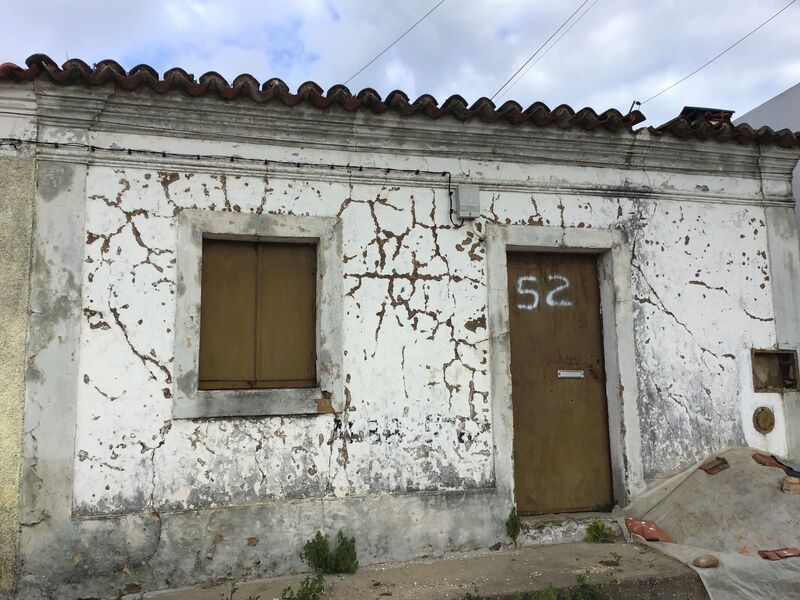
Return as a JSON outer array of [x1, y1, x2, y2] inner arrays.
[[752, 349, 799, 392], [454, 184, 480, 219]]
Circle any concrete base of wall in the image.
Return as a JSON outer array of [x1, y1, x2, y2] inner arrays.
[[518, 513, 621, 547], [18, 489, 513, 599]]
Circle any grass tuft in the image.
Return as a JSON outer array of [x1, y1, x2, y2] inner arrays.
[[280, 574, 324, 600], [301, 530, 359, 574], [584, 520, 616, 544]]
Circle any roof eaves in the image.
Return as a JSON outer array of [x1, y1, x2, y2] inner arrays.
[[2, 54, 798, 148], [0, 54, 645, 135]]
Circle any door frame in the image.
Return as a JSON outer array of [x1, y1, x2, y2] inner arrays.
[[486, 224, 644, 510]]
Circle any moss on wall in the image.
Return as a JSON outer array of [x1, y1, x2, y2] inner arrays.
[[0, 156, 35, 592]]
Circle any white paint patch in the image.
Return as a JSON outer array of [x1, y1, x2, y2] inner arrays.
[[738, 347, 789, 456]]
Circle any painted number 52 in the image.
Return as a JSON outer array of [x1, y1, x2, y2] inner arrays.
[[516, 275, 572, 310]]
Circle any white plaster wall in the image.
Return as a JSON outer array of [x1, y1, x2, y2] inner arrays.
[[74, 168, 493, 514], [71, 154, 785, 514], [488, 191, 782, 478]]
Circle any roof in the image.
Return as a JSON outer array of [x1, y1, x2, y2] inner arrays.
[[1, 54, 799, 149], [672, 106, 734, 123]]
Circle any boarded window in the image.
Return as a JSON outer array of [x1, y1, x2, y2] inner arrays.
[[198, 239, 317, 390]]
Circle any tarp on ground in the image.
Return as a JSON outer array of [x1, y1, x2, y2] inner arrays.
[[616, 447, 800, 600]]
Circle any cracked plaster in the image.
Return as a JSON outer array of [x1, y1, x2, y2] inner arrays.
[[70, 165, 786, 516], [73, 169, 494, 515]]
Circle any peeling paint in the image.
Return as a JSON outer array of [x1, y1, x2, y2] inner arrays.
[[72, 173, 493, 516], [68, 169, 785, 514]]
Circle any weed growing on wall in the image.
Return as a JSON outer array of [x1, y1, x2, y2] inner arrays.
[[280, 574, 324, 600], [584, 520, 616, 544], [331, 531, 358, 573], [505, 506, 521, 544], [302, 531, 359, 574]]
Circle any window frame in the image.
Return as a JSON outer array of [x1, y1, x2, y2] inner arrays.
[[172, 210, 342, 419]]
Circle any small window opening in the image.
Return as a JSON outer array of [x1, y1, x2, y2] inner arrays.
[[752, 349, 798, 392], [198, 238, 317, 390]]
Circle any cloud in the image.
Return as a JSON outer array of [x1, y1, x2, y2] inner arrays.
[[2, 0, 798, 125]]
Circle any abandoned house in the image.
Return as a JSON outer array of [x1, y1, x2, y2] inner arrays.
[[1, 54, 799, 598]]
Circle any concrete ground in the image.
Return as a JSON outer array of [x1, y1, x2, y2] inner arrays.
[[143, 542, 707, 599]]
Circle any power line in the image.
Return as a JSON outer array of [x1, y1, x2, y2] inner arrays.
[[496, 0, 600, 103], [343, 0, 447, 86], [640, 0, 798, 105], [490, 1, 590, 101]]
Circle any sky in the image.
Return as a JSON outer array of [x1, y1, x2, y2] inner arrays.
[[3, 0, 799, 127]]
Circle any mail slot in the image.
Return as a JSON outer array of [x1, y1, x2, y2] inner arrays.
[[558, 369, 585, 379]]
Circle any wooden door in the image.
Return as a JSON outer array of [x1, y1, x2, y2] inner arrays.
[[507, 251, 613, 514]]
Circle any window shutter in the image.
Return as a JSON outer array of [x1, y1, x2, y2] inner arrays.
[[255, 243, 317, 388], [198, 239, 257, 389]]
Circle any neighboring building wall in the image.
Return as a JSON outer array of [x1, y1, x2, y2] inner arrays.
[[7, 82, 800, 598], [736, 82, 800, 131], [0, 84, 36, 595]]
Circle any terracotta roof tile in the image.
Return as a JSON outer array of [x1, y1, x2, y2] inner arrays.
[[653, 113, 800, 149], [1, 54, 799, 148], [0, 53, 643, 134]]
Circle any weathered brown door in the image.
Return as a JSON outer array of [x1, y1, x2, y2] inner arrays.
[[507, 251, 613, 514]]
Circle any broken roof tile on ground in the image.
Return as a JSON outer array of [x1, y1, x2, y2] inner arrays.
[[752, 452, 800, 476], [2, 53, 799, 148], [625, 518, 676, 544], [699, 456, 729, 475], [758, 547, 800, 561]]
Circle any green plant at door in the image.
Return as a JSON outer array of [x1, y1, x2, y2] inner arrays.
[[584, 520, 615, 544], [506, 506, 521, 544]]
